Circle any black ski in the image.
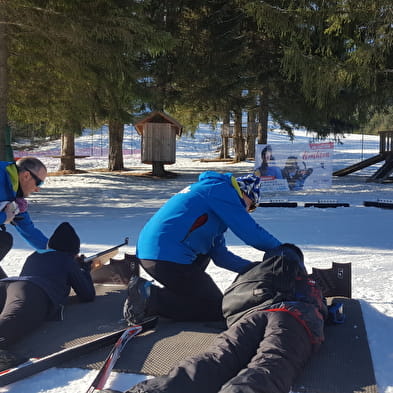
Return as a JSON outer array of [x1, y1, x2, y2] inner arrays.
[[0, 318, 157, 388], [86, 316, 158, 393]]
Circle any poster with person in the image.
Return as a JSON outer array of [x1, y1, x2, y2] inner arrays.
[[254, 142, 333, 193]]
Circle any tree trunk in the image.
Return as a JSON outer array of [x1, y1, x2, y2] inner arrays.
[[108, 119, 124, 171], [257, 88, 269, 145], [220, 112, 230, 159], [60, 131, 76, 171], [0, 18, 8, 160], [246, 110, 257, 159], [233, 109, 245, 162], [151, 161, 166, 177]]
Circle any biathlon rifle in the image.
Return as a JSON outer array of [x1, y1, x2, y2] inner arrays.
[[82, 237, 129, 270]]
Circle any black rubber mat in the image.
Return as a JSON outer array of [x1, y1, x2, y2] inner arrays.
[[9, 286, 377, 393], [63, 297, 378, 393], [10, 284, 128, 357], [292, 298, 377, 393]]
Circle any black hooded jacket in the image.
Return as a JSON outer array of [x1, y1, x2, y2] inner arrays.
[[223, 244, 328, 345], [1, 222, 95, 316], [18, 249, 95, 314]]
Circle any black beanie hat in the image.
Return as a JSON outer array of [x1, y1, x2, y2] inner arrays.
[[47, 222, 80, 254], [263, 243, 307, 276]]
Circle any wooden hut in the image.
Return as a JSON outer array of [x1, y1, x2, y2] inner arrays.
[[134, 111, 183, 176]]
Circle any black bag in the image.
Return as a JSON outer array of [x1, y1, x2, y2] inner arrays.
[[222, 248, 303, 327]]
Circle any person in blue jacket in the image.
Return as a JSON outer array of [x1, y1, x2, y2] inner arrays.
[[254, 145, 283, 179], [281, 156, 313, 191], [123, 171, 282, 324], [0, 222, 95, 371], [0, 157, 48, 278], [116, 245, 329, 393]]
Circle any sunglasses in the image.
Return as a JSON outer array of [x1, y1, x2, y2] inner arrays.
[[27, 169, 44, 187]]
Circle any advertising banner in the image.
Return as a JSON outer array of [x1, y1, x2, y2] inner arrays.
[[254, 142, 333, 192]]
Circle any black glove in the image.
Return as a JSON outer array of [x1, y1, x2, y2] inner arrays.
[[75, 255, 92, 272]]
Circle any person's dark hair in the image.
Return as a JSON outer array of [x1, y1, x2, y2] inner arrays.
[[261, 145, 273, 160], [284, 156, 299, 169], [16, 157, 47, 174], [261, 145, 274, 170]]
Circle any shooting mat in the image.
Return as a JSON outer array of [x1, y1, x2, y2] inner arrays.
[[63, 297, 377, 393], [9, 284, 128, 358]]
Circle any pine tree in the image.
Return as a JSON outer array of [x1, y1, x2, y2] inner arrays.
[[2, 0, 172, 169], [242, 0, 393, 131]]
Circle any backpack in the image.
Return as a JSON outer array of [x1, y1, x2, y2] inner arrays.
[[222, 245, 304, 327]]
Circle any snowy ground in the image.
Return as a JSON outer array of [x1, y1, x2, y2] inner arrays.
[[1, 125, 392, 393]]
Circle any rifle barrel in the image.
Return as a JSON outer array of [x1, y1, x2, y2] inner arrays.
[[83, 237, 129, 263]]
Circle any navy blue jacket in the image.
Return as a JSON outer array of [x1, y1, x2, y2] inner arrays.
[[137, 171, 282, 273], [2, 249, 95, 316]]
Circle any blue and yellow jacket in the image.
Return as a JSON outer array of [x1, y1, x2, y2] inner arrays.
[[137, 171, 281, 273], [0, 161, 48, 249]]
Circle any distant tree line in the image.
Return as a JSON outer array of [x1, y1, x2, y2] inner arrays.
[[1, 0, 392, 169]]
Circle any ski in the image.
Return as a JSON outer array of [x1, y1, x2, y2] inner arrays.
[[0, 317, 157, 388], [85, 325, 142, 393], [86, 316, 158, 393], [0, 329, 127, 387]]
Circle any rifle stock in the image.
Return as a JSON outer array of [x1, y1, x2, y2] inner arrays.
[[83, 237, 129, 269]]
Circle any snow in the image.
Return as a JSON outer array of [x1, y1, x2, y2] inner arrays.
[[1, 125, 392, 393]]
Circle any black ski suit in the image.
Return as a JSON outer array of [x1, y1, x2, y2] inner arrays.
[[0, 249, 95, 348], [126, 245, 328, 393]]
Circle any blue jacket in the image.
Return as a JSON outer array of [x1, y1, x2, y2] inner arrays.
[[0, 161, 48, 249], [2, 249, 95, 316], [137, 171, 282, 273], [254, 165, 283, 179]]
